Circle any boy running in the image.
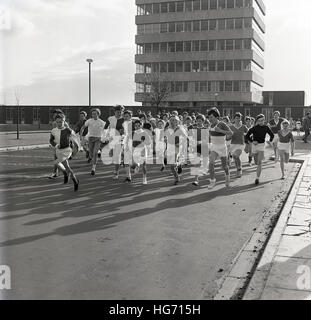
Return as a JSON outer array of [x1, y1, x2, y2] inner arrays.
[[245, 114, 274, 185], [80, 108, 105, 176], [49, 109, 69, 179], [49, 114, 79, 191]]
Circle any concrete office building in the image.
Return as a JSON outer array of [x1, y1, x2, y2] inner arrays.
[[135, 0, 265, 117]]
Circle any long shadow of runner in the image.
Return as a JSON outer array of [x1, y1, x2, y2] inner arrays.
[[0, 179, 276, 247]]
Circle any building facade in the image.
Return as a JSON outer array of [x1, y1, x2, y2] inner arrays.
[[135, 0, 266, 114]]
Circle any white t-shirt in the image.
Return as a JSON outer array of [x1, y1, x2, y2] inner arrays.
[[84, 119, 106, 138]]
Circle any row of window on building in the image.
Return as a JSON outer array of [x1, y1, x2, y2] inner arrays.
[[4, 107, 70, 124], [137, 0, 252, 15], [136, 59, 253, 73], [137, 17, 254, 35], [137, 38, 252, 54], [136, 80, 252, 93]]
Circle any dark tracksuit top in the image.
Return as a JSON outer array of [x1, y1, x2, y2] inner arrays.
[[245, 125, 274, 144]]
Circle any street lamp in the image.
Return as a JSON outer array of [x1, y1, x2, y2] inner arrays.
[[214, 93, 219, 107], [86, 59, 93, 109]]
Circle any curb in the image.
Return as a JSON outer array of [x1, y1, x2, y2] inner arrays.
[[213, 162, 301, 300], [242, 155, 310, 300], [0, 144, 50, 152]]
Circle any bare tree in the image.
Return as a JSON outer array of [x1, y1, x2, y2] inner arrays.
[[141, 72, 172, 114]]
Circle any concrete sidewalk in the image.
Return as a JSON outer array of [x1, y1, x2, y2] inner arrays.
[[244, 153, 311, 300]]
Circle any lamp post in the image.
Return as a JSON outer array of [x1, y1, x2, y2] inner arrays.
[[86, 59, 93, 109], [214, 93, 219, 107]]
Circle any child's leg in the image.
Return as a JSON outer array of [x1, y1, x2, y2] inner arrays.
[[257, 160, 262, 179], [209, 152, 217, 181], [279, 153, 285, 178]]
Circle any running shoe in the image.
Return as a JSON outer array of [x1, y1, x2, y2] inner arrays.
[[225, 175, 230, 188], [237, 169, 242, 178], [160, 166, 165, 172], [192, 181, 199, 187], [48, 173, 58, 179], [255, 178, 259, 185], [91, 169, 95, 176], [124, 177, 132, 183], [63, 172, 69, 184], [143, 176, 148, 185], [73, 178, 79, 192], [208, 179, 216, 189]]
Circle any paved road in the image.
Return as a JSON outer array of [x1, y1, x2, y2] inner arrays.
[[0, 142, 307, 300]]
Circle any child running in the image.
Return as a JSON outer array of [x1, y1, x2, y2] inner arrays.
[[245, 114, 274, 185], [154, 119, 166, 171], [122, 110, 134, 182], [131, 120, 152, 185], [268, 111, 285, 165], [164, 116, 188, 185], [80, 108, 105, 176], [207, 108, 233, 189], [49, 113, 79, 191], [244, 116, 254, 166], [277, 119, 295, 179], [104, 105, 125, 180], [229, 113, 249, 178], [48, 109, 69, 179], [189, 114, 209, 186]]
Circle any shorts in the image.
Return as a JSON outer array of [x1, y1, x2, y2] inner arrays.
[[210, 143, 227, 158], [88, 136, 102, 157], [252, 143, 265, 154], [133, 146, 148, 165], [230, 144, 244, 155], [278, 142, 290, 154], [55, 147, 72, 163]]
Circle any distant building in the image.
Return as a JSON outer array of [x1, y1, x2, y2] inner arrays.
[[135, 0, 266, 116]]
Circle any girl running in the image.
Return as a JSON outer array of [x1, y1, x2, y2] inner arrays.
[[123, 110, 134, 182], [164, 116, 188, 185], [131, 120, 152, 185], [207, 108, 233, 189], [277, 120, 295, 179], [189, 114, 209, 186], [104, 105, 125, 180], [49, 113, 79, 191], [229, 113, 249, 178], [245, 114, 274, 185], [154, 119, 166, 171]]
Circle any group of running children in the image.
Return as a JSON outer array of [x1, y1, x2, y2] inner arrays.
[[49, 106, 295, 192]]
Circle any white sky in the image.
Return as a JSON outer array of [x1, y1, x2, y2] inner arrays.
[[0, 0, 311, 106]]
